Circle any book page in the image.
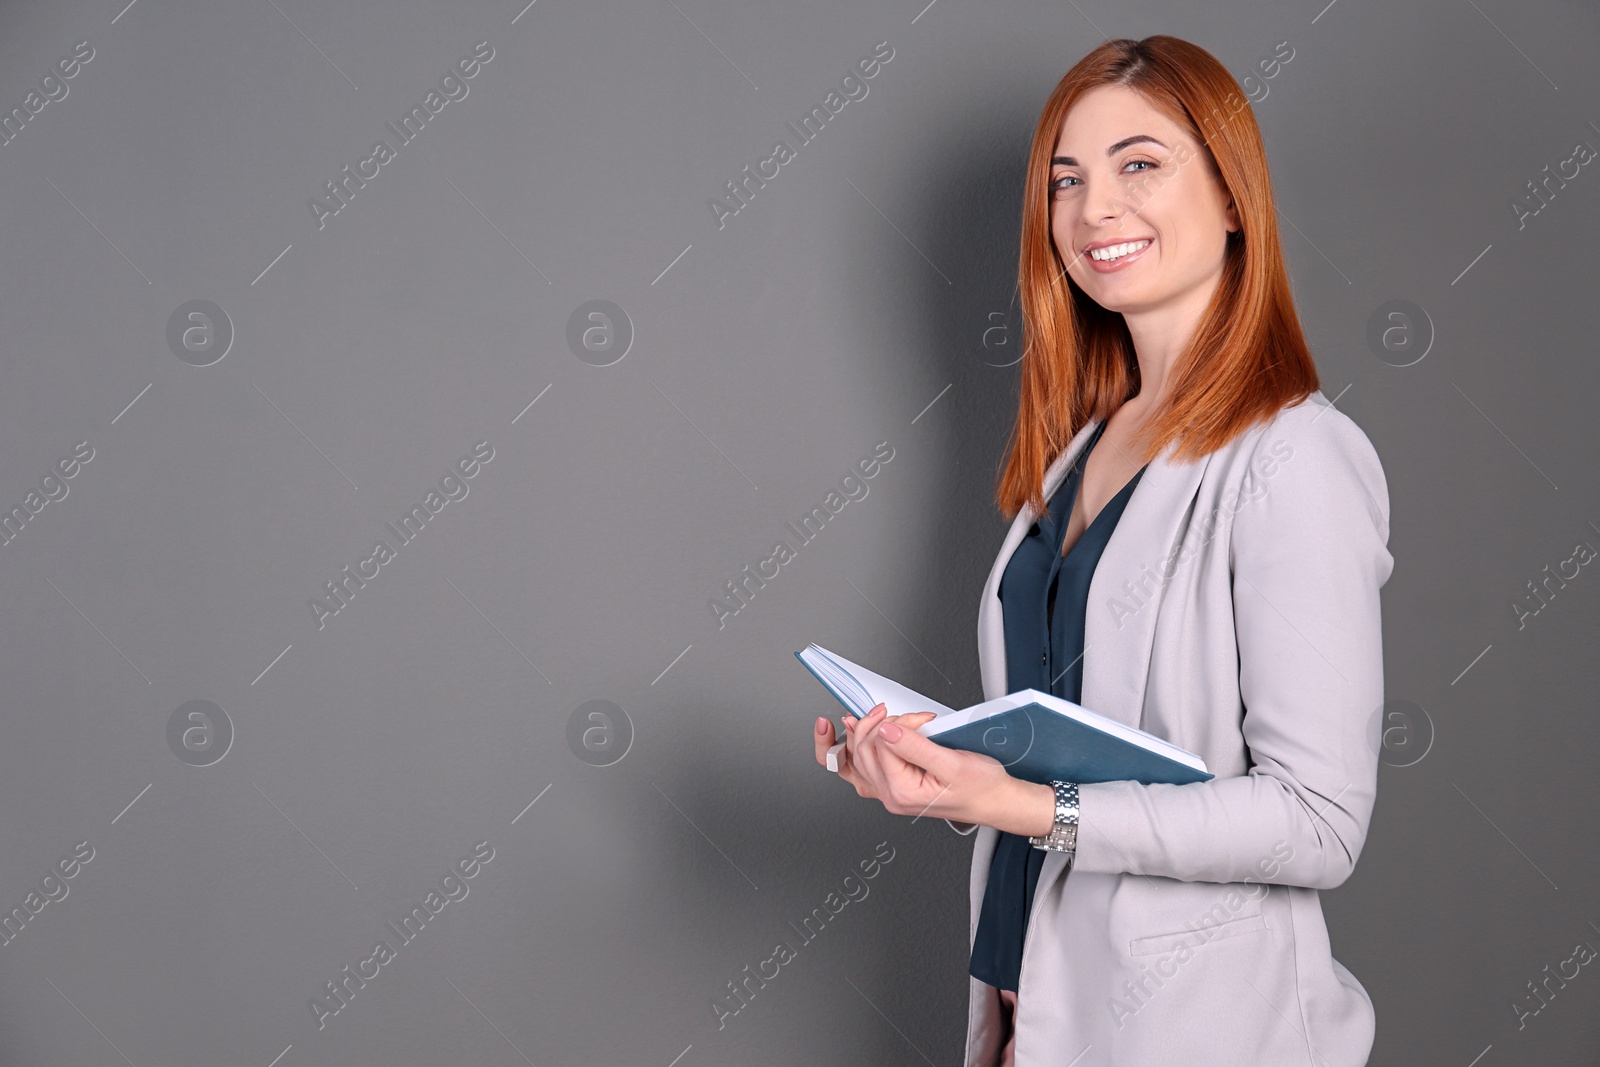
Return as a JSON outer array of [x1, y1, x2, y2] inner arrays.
[[809, 646, 955, 719]]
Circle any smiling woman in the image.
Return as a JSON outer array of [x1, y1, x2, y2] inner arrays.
[[812, 34, 1393, 1067]]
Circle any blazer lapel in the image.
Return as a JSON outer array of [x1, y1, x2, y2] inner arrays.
[[1001, 427, 1217, 940], [1079, 438, 1216, 731], [971, 418, 1217, 930], [976, 415, 1216, 723]]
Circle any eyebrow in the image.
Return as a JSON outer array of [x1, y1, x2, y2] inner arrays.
[[1051, 134, 1168, 166]]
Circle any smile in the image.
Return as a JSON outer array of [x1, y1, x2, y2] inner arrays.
[[1082, 237, 1153, 274], [1088, 239, 1151, 262]]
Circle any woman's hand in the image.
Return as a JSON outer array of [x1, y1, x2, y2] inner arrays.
[[812, 704, 1056, 836], [812, 704, 936, 802]]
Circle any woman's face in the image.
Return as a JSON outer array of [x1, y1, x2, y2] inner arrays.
[[1049, 84, 1239, 316]]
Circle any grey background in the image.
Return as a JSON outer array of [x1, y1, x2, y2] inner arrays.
[[0, 0, 1595, 1064]]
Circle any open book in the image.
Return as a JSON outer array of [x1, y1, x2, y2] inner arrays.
[[796, 643, 1211, 786]]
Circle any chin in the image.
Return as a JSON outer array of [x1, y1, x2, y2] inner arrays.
[[1080, 285, 1148, 314]]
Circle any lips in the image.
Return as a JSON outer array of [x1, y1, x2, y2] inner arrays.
[[1080, 237, 1153, 273]]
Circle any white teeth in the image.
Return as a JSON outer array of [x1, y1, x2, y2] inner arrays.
[[1089, 239, 1150, 262]]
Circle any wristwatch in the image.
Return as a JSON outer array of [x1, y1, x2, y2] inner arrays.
[[1029, 781, 1079, 859]]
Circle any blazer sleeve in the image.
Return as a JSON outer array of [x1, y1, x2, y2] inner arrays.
[[1070, 406, 1394, 890]]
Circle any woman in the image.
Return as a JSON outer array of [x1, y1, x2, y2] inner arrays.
[[811, 36, 1392, 1067]]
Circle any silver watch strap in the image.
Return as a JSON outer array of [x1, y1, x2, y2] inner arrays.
[[1029, 781, 1079, 856]]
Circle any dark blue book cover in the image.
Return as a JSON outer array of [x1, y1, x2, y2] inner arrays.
[[930, 702, 1213, 786], [796, 644, 1212, 787]]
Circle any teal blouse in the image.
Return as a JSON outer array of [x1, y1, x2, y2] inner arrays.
[[968, 420, 1147, 992]]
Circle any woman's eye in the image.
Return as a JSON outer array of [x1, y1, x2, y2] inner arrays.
[[1050, 160, 1156, 194]]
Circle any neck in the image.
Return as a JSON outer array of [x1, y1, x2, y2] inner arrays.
[[1119, 266, 1225, 408]]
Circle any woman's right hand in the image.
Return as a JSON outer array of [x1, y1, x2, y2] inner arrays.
[[813, 705, 938, 800]]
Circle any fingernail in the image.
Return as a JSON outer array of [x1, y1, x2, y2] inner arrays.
[[815, 717, 829, 735], [871, 703, 886, 716], [880, 722, 902, 742]]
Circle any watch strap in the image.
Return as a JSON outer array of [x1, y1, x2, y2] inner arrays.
[[1029, 781, 1079, 857]]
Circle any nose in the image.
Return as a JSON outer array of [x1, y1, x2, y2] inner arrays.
[[1076, 175, 1130, 231]]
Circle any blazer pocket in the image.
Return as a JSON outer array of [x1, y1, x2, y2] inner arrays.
[[1128, 911, 1268, 957]]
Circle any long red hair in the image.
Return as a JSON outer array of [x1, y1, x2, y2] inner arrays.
[[997, 35, 1318, 520]]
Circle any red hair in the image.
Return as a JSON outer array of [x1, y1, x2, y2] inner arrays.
[[997, 35, 1319, 520]]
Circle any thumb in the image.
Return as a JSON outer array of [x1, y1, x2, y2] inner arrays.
[[876, 720, 957, 776]]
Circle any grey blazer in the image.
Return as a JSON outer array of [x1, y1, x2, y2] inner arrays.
[[948, 389, 1393, 1067]]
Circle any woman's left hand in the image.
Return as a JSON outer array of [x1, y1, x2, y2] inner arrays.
[[841, 703, 1038, 828]]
